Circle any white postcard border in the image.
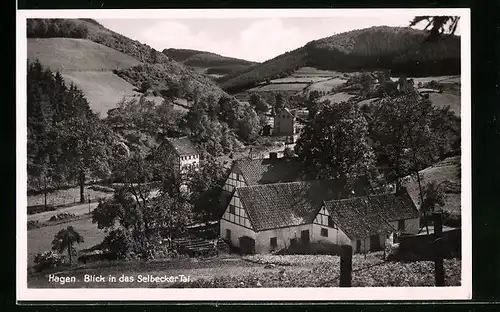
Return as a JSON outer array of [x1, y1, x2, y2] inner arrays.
[[16, 8, 472, 301]]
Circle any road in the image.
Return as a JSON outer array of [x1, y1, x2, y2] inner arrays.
[[28, 201, 100, 223]]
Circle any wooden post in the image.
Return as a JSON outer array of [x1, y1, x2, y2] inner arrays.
[[339, 245, 353, 287], [433, 211, 445, 286]]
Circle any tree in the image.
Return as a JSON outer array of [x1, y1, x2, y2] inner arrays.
[[295, 101, 376, 194], [249, 93, 268, 113], [274, 92, 286, 114], [56, 109, 115, 203], [238, 105, 261, 143], [410, 16, 460, 42], [51, 226, 84, 266], [420, 181, 446, 234], [186, 156, 228, 222], [370, 93, 440, 192], [283, 147, 295, 158]]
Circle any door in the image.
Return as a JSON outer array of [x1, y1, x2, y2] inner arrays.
[[301, 230, 310, 244], [239, 236, 255, 254], [370, 234, 382, 252]]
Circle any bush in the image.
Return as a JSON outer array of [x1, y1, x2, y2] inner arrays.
[[101, 228, 135, 260], [49, 212, 77, 222], [33, 250, 65, 272]]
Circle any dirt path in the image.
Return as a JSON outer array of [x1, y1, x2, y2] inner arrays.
[[27, 202, 100, 223]]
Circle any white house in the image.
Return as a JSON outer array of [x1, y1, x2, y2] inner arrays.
[[219, 174, 419, 254], [165, 137, 199, 175], [273, 108, 296, 137]]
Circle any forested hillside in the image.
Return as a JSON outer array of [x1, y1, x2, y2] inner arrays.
[[163, 48, 258, 78], [220, 26, 460, 93]]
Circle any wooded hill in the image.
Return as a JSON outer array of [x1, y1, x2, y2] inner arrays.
[[163, 48, 258, 77], [219, 26, 460, 93]]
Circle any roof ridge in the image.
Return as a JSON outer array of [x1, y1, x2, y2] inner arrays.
[[324, 192, 396, 204]]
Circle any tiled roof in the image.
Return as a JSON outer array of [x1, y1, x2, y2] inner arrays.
[[237, 180, 343, 231], [234, 158, 305, 186], [166, 137, 197, 156], [324, 190, 418, 239]]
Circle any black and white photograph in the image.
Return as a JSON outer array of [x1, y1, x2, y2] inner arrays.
[[17, 9, 471, 301]]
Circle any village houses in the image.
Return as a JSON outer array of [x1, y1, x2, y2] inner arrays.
[[217, 153, 420, 254]]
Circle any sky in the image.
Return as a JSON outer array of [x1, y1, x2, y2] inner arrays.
[[96, 15, 461, 63]]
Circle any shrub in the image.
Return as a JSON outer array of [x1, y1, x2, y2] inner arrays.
[[101, 228, 135, 259], [49, 212, 77, 222], [33, 250, 65, 272]]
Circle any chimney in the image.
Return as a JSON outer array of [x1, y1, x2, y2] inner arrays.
[[269, 152, 278, 160]]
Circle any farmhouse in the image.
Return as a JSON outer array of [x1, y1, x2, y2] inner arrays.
[[219, 178, 419, 254], [273, 108, 296, 138], [165, 136, 199, 175]]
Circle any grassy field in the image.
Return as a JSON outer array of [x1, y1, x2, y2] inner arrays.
[[293, 67, 345, 77], [318, 92, 356, 104], [27, 216, 107, 267], [270, 77, 330, 84], [307, 78, 348, 93], [249, 83, 308, 92], [27, 252, 460, 288], [28, 185, 112, 207], [61, 71, 142, 117], [404, 156, 461, 216], [28, 38, 141, 71], [428, 92, 461, 116]]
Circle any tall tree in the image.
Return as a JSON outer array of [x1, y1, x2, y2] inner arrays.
[[295, 100, 376, 194], [420, 181, 446, 234], [274, 92, 286, 114], [51, 226, 84, 266], [410, 16, 460, 42], [249, 93, 268, 114]]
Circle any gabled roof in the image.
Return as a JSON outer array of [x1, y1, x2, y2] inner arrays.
[[237, 180, 342, 231], [276, 108, 296, 118], [324, 190, 418, 239], [233, 158, 305, 186], [166, 137, 197, 156]]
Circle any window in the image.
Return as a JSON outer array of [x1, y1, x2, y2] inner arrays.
[[321, 228, 328, 237], [356, 239, 361, 253], [229, 205, 235, 214], [270, 237, 277, 248], [398, 219, 405, 231], [226, 229, 231, 241], [327, 216, 336, 228]]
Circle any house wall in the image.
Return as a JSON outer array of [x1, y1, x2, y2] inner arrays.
[[179, 154, 199, 173], [255, 224, 313, 253], [312, 206, 351, 246], [350, 234, 387, 254], [222, 171, 247, 193], [219, 189, 254, 248], [388, 217, 420, 234], [273, 111, 295, 136], [220, 219, 256, 247]]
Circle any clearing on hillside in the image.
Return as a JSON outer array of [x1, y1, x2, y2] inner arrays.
[[27, 38, 141, 71], [404, 156, 461, 216], [62, 71, 142, 117], [306, 78, 348, 93], [248, 83, 308, 92], [428, 92, 461, 116], [318, 92, 356, 104], [293, 67, 345, 77]]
